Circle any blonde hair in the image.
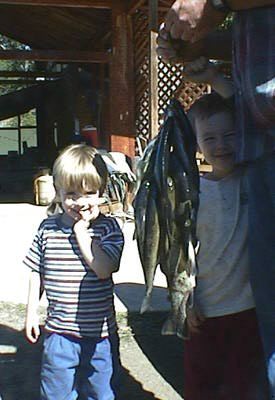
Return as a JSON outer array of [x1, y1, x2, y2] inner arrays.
[[47, 144, 108, 215]]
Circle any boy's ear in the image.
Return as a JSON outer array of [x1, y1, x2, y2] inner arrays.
[[53, 184, 60, 201]]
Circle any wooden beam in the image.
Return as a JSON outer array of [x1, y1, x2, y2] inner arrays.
[[0, 84, 43, 121], [140, 5, 170, 12], [149, 0, 158, 31], [0, 0, 112, 8], [109, 0, 135, 143], [0, 71, 62, 77], [149, 0, 159, 140], [0, 50, 110, 63], [0, 79, 44, 84], [127, 0, 146, 15]]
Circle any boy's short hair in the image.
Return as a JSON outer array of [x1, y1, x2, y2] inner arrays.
[[53, 144, 108, 196], [188, 91, 234, 134]]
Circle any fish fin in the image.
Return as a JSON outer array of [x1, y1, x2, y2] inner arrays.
[[161, 316, 176, 336], [176, 319, 190, 340], [140, 295, 153, 314], [195, 240, 200, 255]]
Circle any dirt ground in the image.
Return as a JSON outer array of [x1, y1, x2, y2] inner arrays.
[[0, 302, 185, 400]]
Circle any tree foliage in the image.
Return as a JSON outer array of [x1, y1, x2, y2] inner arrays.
[[219, 13, 234, 30], [0, 34, 37, 127], [0, 35, 35, 73]]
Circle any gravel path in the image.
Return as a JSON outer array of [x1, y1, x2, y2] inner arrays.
[[0, 302, 184, 400]]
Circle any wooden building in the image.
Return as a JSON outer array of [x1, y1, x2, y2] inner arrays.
[[0, 0, 141, 159], [0, 1, 210, 200]]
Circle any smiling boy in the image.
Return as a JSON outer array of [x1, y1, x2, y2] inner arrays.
[[182, 60, 269, 399], [24, 144, 124, 400]]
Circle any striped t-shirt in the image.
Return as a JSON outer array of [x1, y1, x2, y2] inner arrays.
[[23, 213, 124, 338]]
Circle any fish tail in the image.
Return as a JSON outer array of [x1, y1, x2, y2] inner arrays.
[[161, 315, 176, 336], [140, 294, 153, 314]]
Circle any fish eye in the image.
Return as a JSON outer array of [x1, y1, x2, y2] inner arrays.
[[80, 190, 98, 197], [65, 191, 76, 196], [85, 190, 97, 195]]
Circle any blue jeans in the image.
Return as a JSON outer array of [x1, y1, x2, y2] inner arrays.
[[247, 154, 275, 399], [40, 332, 121, 400]]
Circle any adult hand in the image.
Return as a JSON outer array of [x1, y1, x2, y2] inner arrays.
[[165, 0, 227, 43], [157, 23, 204, 63]]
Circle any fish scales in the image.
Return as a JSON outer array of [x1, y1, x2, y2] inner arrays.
[[134, 98, 200, 339], [135, 137, 158, 195], [134, 179, 150, 260], [154, 118, 174, 244], [140, 184, 161, 313], [134, 142, 161, 313]]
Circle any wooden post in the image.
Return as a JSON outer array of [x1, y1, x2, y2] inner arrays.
[[18, 115, 22, 156], [109, 0, 135, 157], [149, 0, 158, 140], [36, 100, 57, 164]]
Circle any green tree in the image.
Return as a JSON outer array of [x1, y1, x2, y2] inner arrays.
[[0, 34, 37, 127]]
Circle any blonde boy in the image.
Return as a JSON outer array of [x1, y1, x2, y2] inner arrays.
[[24, 144, 124, 400]]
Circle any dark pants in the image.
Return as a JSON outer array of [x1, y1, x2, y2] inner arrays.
[[183, 309, 268, 400], [248, 154, 275, 399]]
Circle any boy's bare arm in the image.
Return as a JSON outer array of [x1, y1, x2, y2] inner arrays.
[[74, 220, 118, 279], [25, 270, 41, 343], [183, 57, 234, 98]]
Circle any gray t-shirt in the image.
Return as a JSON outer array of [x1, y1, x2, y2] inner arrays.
[[195, 170, 254, 318]]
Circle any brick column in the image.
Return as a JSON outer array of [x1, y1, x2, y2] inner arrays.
[[110, 0, 135, 157]]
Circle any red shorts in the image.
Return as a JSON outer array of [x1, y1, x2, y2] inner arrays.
[[183, 308, 269, 400]]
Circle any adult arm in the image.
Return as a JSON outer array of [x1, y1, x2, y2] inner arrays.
[[157, 27, 232, 63], [164, 0, 275, 42]]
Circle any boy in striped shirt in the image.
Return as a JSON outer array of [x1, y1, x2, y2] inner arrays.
[[24, 144, 124, 400]]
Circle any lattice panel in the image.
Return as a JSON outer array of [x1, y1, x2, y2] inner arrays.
[[133, 8, 149, 143], [175, 81, 211, 111], [158, 61, 184, 117], [133, 4, 209, 151]]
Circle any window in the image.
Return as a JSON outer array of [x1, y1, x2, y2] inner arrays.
[[0, 109, 37, 155]]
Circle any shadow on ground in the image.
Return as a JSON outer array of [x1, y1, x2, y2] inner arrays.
[[114, 282, 170, 313], [115, 282, 184, 396], [0, 324, 42, 400], [0, 285, 184, 400], [0, 324, 167, 400], [127, 312, 184, 396]]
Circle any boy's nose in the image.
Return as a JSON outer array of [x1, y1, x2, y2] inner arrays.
[[216, 138, 228, 151], [74, 197, 88, 207]]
